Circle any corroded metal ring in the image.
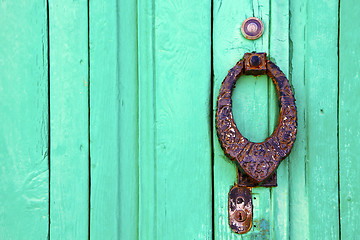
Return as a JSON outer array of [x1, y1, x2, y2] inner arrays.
[[216, 52, 297, 183]]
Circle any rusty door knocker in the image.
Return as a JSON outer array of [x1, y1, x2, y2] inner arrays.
[[216, 52, 297, 234]]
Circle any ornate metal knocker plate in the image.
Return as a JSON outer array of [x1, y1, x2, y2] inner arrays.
[[215, 52, 297, 234]]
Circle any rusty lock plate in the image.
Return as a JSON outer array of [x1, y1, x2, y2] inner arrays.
[[216, 52, 297, 234], [228, 186, 253, 234]]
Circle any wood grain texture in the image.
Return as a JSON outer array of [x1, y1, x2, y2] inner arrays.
[[89, 0, 123, 239], [138, 0, 156, 239], [49, 0, 89, 238], [301, 0, 339, 238], [306, 1, 340, 239], [154, 0, 212, 239], [0, 1, 49, 239], [117, 0, 139, 238], [269, 0, 290, 238], [288, 0, 310, 239], [213, 0, 272, 238], [339, 0, 360, 238], [289, 0, 340, 239], [0, 1, 353, 239]]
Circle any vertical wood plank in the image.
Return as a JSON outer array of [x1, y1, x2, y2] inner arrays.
[[339, 1, 360, 238], [0, 1, 49, 239], [269, 0, 290, 239], [49, 1, 89, 238], [213, 0, 271, 238], [302, 0, 339, 238], [138, 0, 156, 239], [290, 0, 340, 238], [89, 0, 124, 239], [154, 0, 212, 239], [289, 0, 310, 239], [117, 0, 139, 238], [213, 0, 270, 239]]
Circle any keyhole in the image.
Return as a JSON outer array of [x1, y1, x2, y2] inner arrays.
[[235, 210, 247, 222]]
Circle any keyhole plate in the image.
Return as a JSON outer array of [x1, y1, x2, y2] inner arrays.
[[228, 185, 253, 234]]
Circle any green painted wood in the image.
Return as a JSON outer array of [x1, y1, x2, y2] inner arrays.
[[289, 0, 340, 239], [0, 1, 355, 239], [213, 0, 273, 238], [269, 0, 290, 238], [117, 0, 139, 238], [49, 1, 89, 238], [288, 0, 310, 239], [89, 0, 123, 239], [0, 1, 49, 239], [138, 0, 156, 239], [89, 0, 139, 238], [153, 0, 212, 239], [304, 1, 339, 239], [339, 0, 360, 238]]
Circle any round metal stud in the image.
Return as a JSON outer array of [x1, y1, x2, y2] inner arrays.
[[241, 17, 264, 40], [250, 55, 261, 67]]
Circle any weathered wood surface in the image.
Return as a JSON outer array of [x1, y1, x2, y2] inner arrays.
[[289, 0, 340, 239], [213, 0, 273, 239], [1, 0, 359, 239], [297, 0, 339, 239], [214, 0, 340, 239], [49, 0, 90, 238], [339, 0, 360, 238], [138, 0, 156, 238], [0, 1, 49, 239], [89, 0, 134, 238], [153, 0, 213, 239]]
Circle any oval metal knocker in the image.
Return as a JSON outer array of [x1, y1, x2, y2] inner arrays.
[[216, 52, 297, 234]]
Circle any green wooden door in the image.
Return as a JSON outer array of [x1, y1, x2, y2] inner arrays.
[[0, 0, 359, 239]]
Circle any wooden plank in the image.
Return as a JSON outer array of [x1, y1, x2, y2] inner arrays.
[[138, 0, 156, 239], [269, 0, 290, 239], [49, 1, 89, 238], [339, 1, 360, 238], [213, 0, 271, 238], [88, 0, 128, 239], [154, 0, 212, 239], [0, 1, 49, 239], [302, 0, 339, 239], [288, 0, 310, 239], [117, 0, 139, 238], [290, 0, 340, 238]]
